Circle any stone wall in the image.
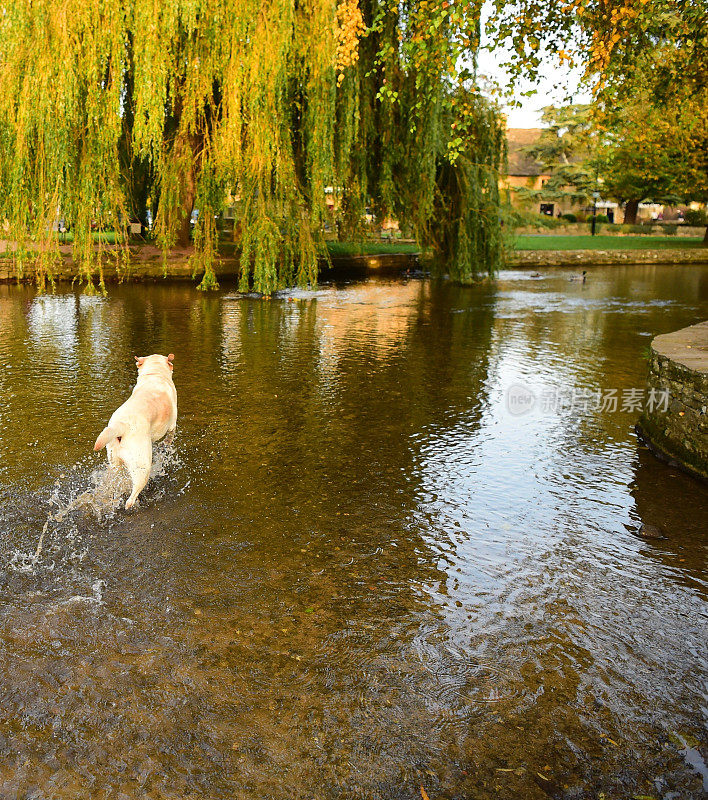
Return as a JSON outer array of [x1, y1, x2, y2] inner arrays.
[[0, 248, 419, 284], [3, 243, 708, 284], [0, 248, 238, 283], [638, 321, 708, 480], [508, 249, 708, 268]]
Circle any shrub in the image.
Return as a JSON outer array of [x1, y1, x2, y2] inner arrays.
[[663, 223, 678, 235], [627, 224, 649, 234], [561, 213, 577, 223], [684, 208, 707, 227], [593, 213, 609, 224], [505, 208, 567, 231]]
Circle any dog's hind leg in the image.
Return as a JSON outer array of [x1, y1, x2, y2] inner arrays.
[[125, 441, 152, 510], [125, 464, 150, 509]]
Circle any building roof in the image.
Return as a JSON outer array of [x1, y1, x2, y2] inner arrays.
[[506, 128, 544, 177]]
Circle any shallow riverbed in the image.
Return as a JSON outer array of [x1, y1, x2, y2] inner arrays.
[[1, 265, 707, 799]]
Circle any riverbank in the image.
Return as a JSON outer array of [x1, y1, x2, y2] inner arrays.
[[0, 241, 424, 284], [1, 238, 708, 283], [638, 321, 708, 481], [0, 243, 225, 283], [512, 234, 705, 250], [507, 248, 708, 268]]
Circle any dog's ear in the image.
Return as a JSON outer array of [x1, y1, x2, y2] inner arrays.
[[135, 356, 145, 367], [167, 353, 174, 370]]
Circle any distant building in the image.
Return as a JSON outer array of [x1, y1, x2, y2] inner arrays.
[[503, 128, 549, 208], [502, 127, 618, 220]]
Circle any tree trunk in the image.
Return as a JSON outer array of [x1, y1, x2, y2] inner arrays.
[[623, 199, 639, 225], [703, 223, 708, 246], [174, 131, 197, 248], [175, 182, 194, 247]]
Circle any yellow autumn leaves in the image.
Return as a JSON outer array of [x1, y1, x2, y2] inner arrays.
[[334, 0, 366, 86]]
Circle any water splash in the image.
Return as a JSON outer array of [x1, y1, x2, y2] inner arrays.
[[49, 462, 133, 524], [6, 440, 182, 573], [53, 441, 181, 520]]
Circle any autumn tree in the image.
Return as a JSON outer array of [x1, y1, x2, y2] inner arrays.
[[0, 0, 506, 292], [488, 0, 708, 240], [519, 101, 697, 225], [599, 98, 700, 224]]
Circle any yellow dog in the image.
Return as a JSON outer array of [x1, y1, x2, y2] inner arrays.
[[94, 353, 177, 509]]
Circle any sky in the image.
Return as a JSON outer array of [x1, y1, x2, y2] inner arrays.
[[476, 11, 592, 128], [476, 48, 592, 128]]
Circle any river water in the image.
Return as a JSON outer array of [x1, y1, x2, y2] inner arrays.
[[1, 265, 707, 799]]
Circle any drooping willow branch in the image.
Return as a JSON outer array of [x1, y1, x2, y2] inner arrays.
[[0, 0, 505, 293]]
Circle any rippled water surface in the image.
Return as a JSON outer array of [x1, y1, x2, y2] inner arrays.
[[1, 265, 707, 799]]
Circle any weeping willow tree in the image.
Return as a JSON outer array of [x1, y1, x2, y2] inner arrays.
[[0, 0, 505, 293]]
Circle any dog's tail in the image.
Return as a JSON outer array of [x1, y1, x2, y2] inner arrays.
[[94, 422, 127, 451]]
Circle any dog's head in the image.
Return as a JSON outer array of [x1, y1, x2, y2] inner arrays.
[[135, 353, 175, 373]]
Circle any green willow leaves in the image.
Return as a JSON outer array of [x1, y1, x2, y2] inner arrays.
[[0, 0, 505, 292]]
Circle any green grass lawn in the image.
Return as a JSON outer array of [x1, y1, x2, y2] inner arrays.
[[46, 231, 706, 254], [56, 231, 121, 244], [512, 234, 705, 251], [48, 234, 420, 255], [324, 235, 705, 255], [326, 240, 420, 257]]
